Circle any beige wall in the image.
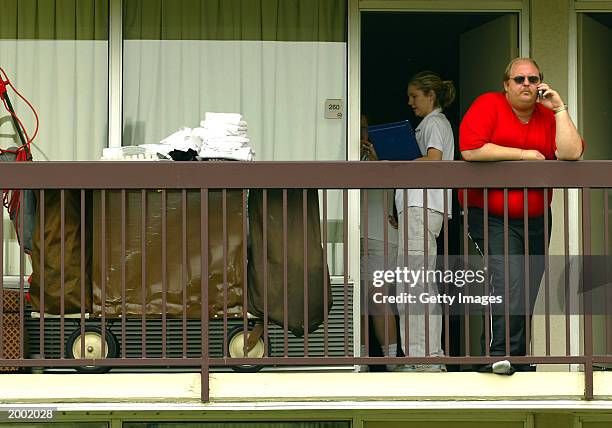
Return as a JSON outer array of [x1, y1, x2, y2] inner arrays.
[[531, 0, 570, 101], [530, 0, 576, 367]]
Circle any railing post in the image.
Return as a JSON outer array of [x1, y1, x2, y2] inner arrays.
[[582, 187, 593, 400], [201, 189, 210, 402]]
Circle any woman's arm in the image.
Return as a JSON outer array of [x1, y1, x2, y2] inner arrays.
[[415, 147, 443, 161]]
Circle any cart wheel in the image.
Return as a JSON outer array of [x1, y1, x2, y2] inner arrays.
[[65, 326, 119, 374], [227, 325, 266, 373]]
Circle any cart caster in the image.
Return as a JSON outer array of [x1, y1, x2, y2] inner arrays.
[[66, 326, 119, 374], [227, 324, 267, 373]]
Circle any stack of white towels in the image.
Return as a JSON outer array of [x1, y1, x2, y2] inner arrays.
[[115, 112, 255, 162], [195, 112, 254, 161]]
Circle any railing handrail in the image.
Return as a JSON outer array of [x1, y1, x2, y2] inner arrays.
[[0, 160, 611, 189]]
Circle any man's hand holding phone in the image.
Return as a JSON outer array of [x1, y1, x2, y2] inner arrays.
[[536, 83, 566, 112]]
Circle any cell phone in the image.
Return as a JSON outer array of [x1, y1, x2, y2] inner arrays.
[[537, 89, 544, 100]]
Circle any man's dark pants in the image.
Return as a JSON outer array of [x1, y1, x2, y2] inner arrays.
[[468, 207, 552, 371]]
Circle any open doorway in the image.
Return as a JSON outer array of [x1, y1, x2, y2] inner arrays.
[[360, 11, 519, 370]]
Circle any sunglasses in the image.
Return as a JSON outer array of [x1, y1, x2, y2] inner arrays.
[[509, 75, 541, 85]]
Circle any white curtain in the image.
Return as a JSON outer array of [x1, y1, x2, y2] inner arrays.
[[122, 39, 346, 161], [0, 40, 108, 161]]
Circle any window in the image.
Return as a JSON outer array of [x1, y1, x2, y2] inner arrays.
[[122, 0, 347, 161], [0, 0, 109, 161]]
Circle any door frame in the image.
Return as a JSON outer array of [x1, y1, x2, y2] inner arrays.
[[348, 0, 530, 358]]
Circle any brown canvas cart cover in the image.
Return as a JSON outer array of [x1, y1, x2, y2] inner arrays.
[[29, 190, 245, 318], [247, 189, 332, 337], [30, 190, 93, 314]]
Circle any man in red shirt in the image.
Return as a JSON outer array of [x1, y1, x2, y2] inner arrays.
[[459, 57, 583, 374]]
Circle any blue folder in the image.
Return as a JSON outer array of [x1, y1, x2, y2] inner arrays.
[[367, 120, 421, 160]]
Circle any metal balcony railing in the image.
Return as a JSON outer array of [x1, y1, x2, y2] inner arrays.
[[0, 161, 610, 401]]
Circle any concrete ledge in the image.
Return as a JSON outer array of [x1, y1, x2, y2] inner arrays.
[[594, 371, 612, 399], [0, 372, 609, 404]]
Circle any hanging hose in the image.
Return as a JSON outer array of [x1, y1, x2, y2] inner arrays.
[[0, 66, 40, 222]]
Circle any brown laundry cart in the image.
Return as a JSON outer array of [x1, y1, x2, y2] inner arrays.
[[29, 189, 256, 372], [29, 188, 331, 373]]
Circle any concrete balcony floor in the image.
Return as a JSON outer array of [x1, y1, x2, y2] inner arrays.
[[1, 372, 612, 407]]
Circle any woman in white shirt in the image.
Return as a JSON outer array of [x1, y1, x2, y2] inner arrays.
[[395, 71, 455, 372]]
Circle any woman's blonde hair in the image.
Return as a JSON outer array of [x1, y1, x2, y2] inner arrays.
[[409, 71, 456, 110]]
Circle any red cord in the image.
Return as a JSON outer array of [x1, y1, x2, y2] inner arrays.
[[0, 67, 40, 224], [0, 67, 39, 152]]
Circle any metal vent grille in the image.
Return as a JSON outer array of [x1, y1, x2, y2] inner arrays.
[[25, 280, 354, 368]]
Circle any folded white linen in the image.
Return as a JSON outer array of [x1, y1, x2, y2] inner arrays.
[[161, 137, 201, 154], [160, 127, 191, 144], [192, 126, 247, 139], [139, 143, 174, 157], [198, 146, 254, 162], [158, 127, 203, 153], [200, 119, 247, 128], [200, 144, 245, 154], [203, 143, 245, 152], [203, 124, 247, 134], [202, 136, 250, 145]]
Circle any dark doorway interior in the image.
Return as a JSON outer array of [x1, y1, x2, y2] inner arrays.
[[361, 12, 509, 129], [587, 11, 612, 28]]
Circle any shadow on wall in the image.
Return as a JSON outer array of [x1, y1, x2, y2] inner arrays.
[[123, 120, 147, 146]]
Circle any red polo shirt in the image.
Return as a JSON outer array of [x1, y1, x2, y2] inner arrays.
[[459, 92, 556, 218]]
